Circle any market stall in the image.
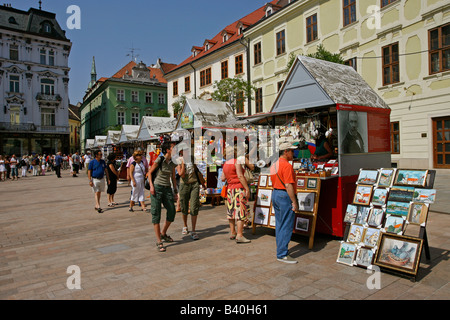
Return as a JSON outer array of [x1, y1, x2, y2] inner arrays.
[[118, 125, 140, 179], [252, 55, 391, 241]]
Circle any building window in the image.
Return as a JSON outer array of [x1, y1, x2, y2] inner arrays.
[[41, 108, 56, 126], [235, 55, 244, 74], [345, 57, 357, 71], [254, 42, 262, 65], [49, 50, 55, 66], [429, 23, 450, 74], [145, 112, 153, 117], [381, 0, 399, 8], [9, 75, 20, 93], [173, 81, 178, 97], [200, 68, 212, 87], [10, 45, 19, 61], [10, 106, 20, 125], [276, 30, 286, 56], [235, 92, 244, 114], [131, 91, 139, 102], [158, 93, 165, 104], [277, 81, 284, 92], [255, 88, 263, 113], [40, 49, 46, 64], [306, 14, 318, 43], [343, 0, 356, 27], [391, 121, 400, 154], [185, 76, 191, 92], [117, 89, 125, 101], [131, 112, 140, 125], [117, 111, 125, 125], [221, 60, 228, 79], [382, 43, 399, 85], [40, 79, 55, 95], [145, 92, 152, 103]]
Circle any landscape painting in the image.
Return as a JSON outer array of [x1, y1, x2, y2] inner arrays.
[[372, 188, 388, 206], [394, 170, 428, 187], [353, 185, 373, 205], [367, 208, 384, 227], [337, 242, 356, 266], [357, 169, 379, 185], [355, 248, 375, 268], [347, 224, 364, 244], [344, 204, 358, 224], [407, 203, 429, 225], [377, 168, 396, 187], [412, 189, 436, 204], [386, 201, 410, 216], [384, 215, 405, 234], [388, 189, 414, 202]]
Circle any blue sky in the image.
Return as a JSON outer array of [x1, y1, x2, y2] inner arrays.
[[12, 0, 269, 105]]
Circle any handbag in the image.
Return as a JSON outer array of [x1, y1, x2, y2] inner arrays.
[[243, 166, 254, 183], [220, 184, 228, 198]]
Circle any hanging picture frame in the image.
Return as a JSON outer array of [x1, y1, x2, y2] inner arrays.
[[337, 242, 357, 266], [256, 189, 272, 207], [367, 207, 385, 227], [356, 169, 379, 185], [344, 204, 358, 224], [254, 206, 270, 226], [407, 202, 429, 226], [384, 215, 405, 234], [393, 169, 428, 187], [412, 189, 436, 204], [353, 185, 373, 205], [371, 188, 388, 206], [347, 224, 364, 244], [355, 247, 375, 268], [297, 192, 316, 212], [377, 168, 396, 187]]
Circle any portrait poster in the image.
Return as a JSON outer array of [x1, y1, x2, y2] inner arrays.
[[338, 110, 368, 154]]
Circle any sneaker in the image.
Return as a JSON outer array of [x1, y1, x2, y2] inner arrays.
[[182, 227, 189, 235], [277, 255, 298, 264]]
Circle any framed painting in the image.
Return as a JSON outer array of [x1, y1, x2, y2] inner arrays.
[[353, 185, 373, 205], [371, 188, 388, 206], [384, 215, 405, 234], [307, 178, 318, 189], [294, 214, 312, 235], [362, 227, 380, 248], [337, 242, 357, 266], [407, 203, 429, 226], [374, 233, 424, 276], [388, 189, 414, 203], [259, 175, 268, 188], [367, 207, 385, 227], [347, 224, 364, 244], [355, 247, 375, 268], [377, 168, 396, 187], [344, 204, 358, 224], [412, 189, 436, 204], [297, 178, 306, 189], [355, 206, 371, 225], [386, 201, 410, 216], [254, 206, 269, 226], [297, 192, 316, 213], [394, 169, 428, 187], [357, 169, 379, 185], [256, 189, 272, 207]]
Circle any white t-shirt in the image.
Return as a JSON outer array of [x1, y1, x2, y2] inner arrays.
[[9, 157, 17, 168]]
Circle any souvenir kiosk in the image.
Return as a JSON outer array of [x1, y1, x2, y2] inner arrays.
[[174, 99, 260, 204], [254, 55, 392, 241]]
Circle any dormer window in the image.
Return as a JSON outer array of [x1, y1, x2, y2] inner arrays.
[[266, 8, 273, 17], [223, 34, 228, 43], [41, 21, 53, 33], [205, 43, 210, 52], [8, 16, 18, 25]]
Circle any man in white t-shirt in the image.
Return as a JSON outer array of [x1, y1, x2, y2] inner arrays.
[[84, 152, 92, 175]]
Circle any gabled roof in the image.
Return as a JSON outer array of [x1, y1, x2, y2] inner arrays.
[[137, 116, 177, 141], [118, 125, 140, 144], [167, 0, 281, 74], [271, 55, 390, 114], [111, 61, 167, 83], [106, 131, 121, 145]]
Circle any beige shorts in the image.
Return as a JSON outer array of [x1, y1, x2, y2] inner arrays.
[[92, 178, 105, 193]]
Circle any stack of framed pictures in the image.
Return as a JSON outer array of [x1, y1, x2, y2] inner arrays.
[[252, 173, 321, 250], [337, 168, 436, 279]]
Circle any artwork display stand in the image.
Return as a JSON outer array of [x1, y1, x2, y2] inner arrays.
[[338, 168, 436, 281], [252, 172, 321, 250]]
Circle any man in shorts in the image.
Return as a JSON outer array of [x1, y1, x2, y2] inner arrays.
[[88, 150, 109, 213]]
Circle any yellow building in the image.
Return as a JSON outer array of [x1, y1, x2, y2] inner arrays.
[[244, 0, 450, 169], [69, 103, 81, 154]]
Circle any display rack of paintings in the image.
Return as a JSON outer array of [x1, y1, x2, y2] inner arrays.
[[338, 168, 436, 280], [252, 173, 321, 250]]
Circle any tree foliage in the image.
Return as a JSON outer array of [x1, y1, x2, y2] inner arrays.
[[211, 77, 256, 112], [172, 94, 187, 117]]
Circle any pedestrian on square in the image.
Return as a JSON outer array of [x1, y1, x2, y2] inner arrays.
[[106, 153, 119, 207], [0, 155, 6, 181], [88, 150, 109, 213], [40, 154, 46, 176], [148, 141, 178, 252], [31, 155, 39, 176], [129, 151, 148, 212], [54, 152, 62, 178], [72, 152, 80, 177], [20, 156, 28, 177], [221, 144, 251, 244], [177, 150, 204, 240], [84, 151, 92, 175], [9, 154, 18, 181], [270, 137, 299, 264]]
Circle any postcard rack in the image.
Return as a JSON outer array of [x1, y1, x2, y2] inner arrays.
[[252, 173, 321, 250], [338, 168, 436, 280]]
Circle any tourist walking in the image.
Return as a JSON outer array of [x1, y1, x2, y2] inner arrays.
[[9, 155, 18, 180], [84, 152, 92, 175], [129, 151, 148, 212], [20, 156, 28, 177], [88, 150, 109, 213], [31, 155, 39, 176], [106, 153, 119, 207], [0, 155, 6, 181], [270, 137, 299, 264], [148, 142, 178, 252], [221, 145, 251, 244], [40, 154, 46, 176], [177, 151, 204, 240], [54, 152, 62, 178], [72, 152, 80, 177]]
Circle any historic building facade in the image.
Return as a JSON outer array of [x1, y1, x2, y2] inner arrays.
[[0, 5, 72, 155]]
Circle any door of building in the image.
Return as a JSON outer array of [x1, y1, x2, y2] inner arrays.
[[433, 116, 450, 168]]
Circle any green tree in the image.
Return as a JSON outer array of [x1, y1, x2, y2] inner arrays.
[[307, 44, 345, 64], [154, 109, 170, 117], [172, 94, 186, 118], [211, 76, 256, 112], [102, 124, 122, 136]]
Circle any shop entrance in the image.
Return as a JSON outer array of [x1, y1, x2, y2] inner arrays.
[[433, 116, 450, 168]]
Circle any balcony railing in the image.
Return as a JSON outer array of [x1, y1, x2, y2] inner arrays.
[[37, 125, 69, 133], [36, 93, 62, 104], [0, 122, 69, 134]]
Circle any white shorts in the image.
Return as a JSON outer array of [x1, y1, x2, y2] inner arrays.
[[92, 178, 105, 193]]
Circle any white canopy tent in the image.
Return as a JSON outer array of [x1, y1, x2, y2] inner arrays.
[[137, 116, 177, 141], [118, 125, 140, 144], [106, 130, 121, 145]]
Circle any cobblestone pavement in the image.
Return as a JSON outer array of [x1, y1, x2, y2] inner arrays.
[[0, 169, 449, 301]]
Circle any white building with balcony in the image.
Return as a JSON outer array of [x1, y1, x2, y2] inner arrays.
[[0, 4, 71, 156]]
